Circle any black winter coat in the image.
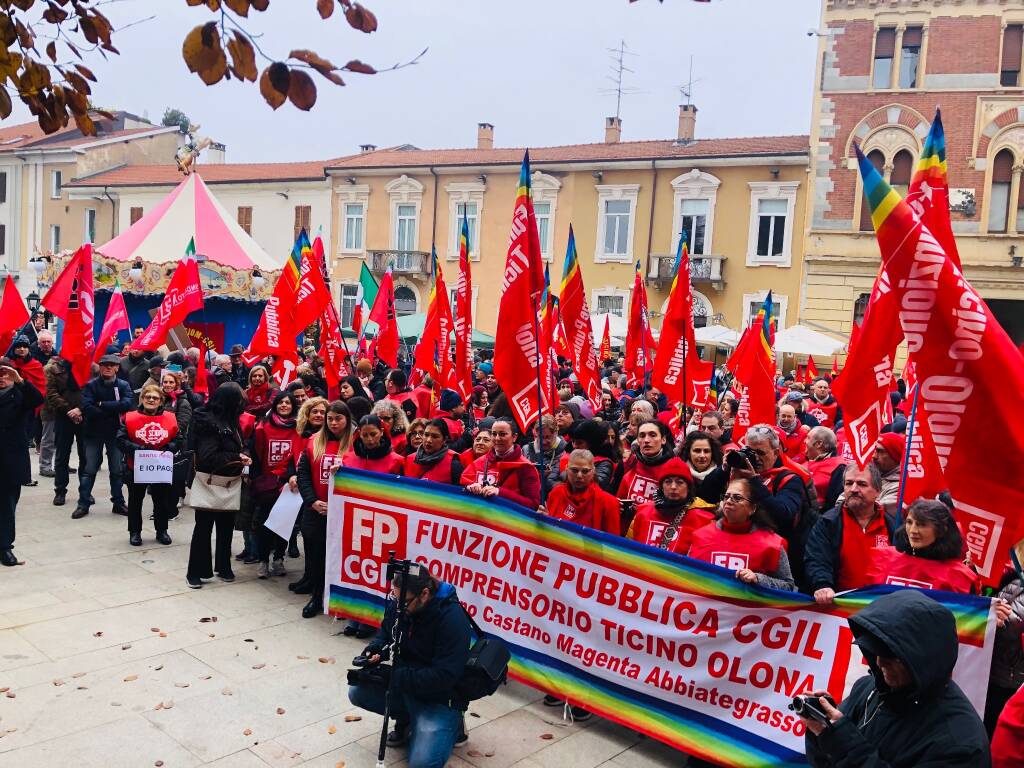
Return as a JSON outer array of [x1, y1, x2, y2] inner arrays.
[[191, 409, 246, 476], [364, 582, 472, 708], [81, 376, 133, 438], [0, 381, 44, 486], [806, 590, 990, 767], [116, 406, 183, 458], [804, 504, 897, 592]]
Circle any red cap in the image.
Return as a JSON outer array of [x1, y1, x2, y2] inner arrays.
[[658, 457, 693, 486], [876, 432, 905, 463]]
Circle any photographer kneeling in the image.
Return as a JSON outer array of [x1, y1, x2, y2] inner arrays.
[[348, 564, 471, 768]]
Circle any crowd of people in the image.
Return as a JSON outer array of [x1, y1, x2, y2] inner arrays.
[[1, 313, 1021, 767]]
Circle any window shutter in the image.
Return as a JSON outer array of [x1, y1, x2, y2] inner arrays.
[[875, 28, 896, 57], [993, 149, 1014, 183], [1003, 25, 1023, 71], [129, 207, 143, 225], [901, 26, 922, 48], [891, 150, 914, 186]]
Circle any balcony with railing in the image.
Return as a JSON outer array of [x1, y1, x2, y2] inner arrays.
[[647, 253, 726, 290], [368, 249, 431, 277]]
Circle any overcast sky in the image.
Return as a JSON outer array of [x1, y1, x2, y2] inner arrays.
[[11, 0, 822, 162]]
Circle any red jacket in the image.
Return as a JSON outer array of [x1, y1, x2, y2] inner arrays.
[[688, 520, 786, 575], [545, 483, 620, 535], [806, 397, 839, 429], [343, 447, 404, 475], [403, 450, 460, 485], [804, 455, 846, 506], [617, 453, 673, 503], [628, 502, 714, 554], [866, 546, 980, 594], [253, 417, 302, 481], [993, 682, 1024, 768], [461, 446, 541, 509], [244, 383, 277, 416], [779, 424, 809, 462]]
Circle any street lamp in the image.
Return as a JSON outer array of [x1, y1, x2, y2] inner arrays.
[[251, 268, 265, 289], [26, 292, 40, 313], [28, 255, 49, 275]]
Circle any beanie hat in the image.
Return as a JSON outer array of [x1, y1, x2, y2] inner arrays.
[[439, 388, 462, 412], [12, 335, 30, 348], [478, 361, 493, 375], [356, 359, 373, 376], [659, 457, 694, 486], [877, 432, 904, 464]]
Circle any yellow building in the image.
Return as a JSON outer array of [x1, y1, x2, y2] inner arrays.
[[803, 0, 1024, 361], [325, 113, 810, 346]]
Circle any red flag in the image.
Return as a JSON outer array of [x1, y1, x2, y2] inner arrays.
[[831, 357, 839, 377], [414, 255, 455, 387], [0, 275, 29, 355], [805, 355, 818, 383], [856, 145, 1024, 585], [42, 243, 94, 385], [727, 294, 777, 432], [93, 280, 130, 363], [599, 315, 612, 363], [624, 264, 655, 388], [368, 270, 399, 368], [494, 152, 546, 431], [292, 234, 332, 331], [319, 299, 349, 392], [898, 361, 945, 506], [540, 286, 557, 412], [557, 227, 602, 409], [550, 299, 571, 360], [193, 351, 209, 400], [132, 239, 204, 351], [453, 214, 474, 400], [249, 232, 304, 361]]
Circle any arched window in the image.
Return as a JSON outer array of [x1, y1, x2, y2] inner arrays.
[[989, 149, 1015, 234], [394, 286, 417, 316], [891, 150, 914, 198], [860, 150, 886, 231]]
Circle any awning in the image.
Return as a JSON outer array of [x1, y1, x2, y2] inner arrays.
[[773, 324, 847, 356], [694, 324, 741, 348]]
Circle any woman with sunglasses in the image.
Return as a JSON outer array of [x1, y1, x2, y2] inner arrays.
[[687, 477, 797, 591], [117, 384, 181, 547], [370, 399, 409, 455], [404, 418, 428, 457]]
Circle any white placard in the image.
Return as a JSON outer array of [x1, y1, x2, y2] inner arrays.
[[264, 487, 304, 540], [134, 450, 173, 484]]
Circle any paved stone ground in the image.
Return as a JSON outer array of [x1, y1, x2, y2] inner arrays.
[[0, 456, 687, 768]]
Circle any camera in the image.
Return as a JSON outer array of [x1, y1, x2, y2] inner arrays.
[[789, 693, 836, 724], [385, 556, 427, 586], [726, 446, 760, 471]]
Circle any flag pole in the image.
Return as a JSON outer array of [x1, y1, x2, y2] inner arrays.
[[533, 303, 549, 503], [894, 384, 920, 526]]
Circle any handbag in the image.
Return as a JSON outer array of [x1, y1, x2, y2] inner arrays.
[[455, 605, 510, 701], [185, 462, 244, 512]]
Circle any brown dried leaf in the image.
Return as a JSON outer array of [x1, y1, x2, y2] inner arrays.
[[4, 691, 13, 699], [467, 750, 485, 758], [327, 724, 337, 734], [335, 762, 345, 768], [289, 49, 334, 70], [121, 644, 132, 650], [344, 714, 362, 722], [199, 675, 212, 681], [123, 674, 138, 682], [199, 616, 218, 623], [93, 631, 103, 637], [222, 687, 233, 695], [64, 71, 92, 96], [251, 0, 269, 9], [0, 89, 9, 121], [71, 107, 95, 136], [158, 632, 168, 638], [150, 628, 160, 633], [154, 666, 164, 672], [259, 63, 288, 109], [45, 41, 56, 63], [540, 733, 554, 740], [243, 728, 253, 736], [52, 679, 64, 686], [155, 761, 164, 767], [154, 702, 163, 711], [252, 663, 265, 670], [276, 707, 285, 715], [317, 0, 334, 19], [343, 59, 376, 75], [224, 0, 250, 16], [297, 655, 309, 660], [162, 700, 174, 709], [227, 32, 257, 82], [174, 682, 190, 688], [486, 751, 496, 757], [71, 673, 85, 679], [75, 64, 96, 82], [343, 3, 378, 33], [318, 657, 335, 664], [182, 23, 226, 84]]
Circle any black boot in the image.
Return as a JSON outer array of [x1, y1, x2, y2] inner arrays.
[[386, 720, 410, 747], [129, 532, 142, 547], [1, 549, 19, 567], [301, 596, 322, 619], [288, 529, 300, 559]]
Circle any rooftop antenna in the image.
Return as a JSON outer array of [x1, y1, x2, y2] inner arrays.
[[599, 40, 642, 121], [678, 55, 703, 107]]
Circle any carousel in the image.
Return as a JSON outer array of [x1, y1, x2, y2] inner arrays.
[[35, 141, 283, 352]]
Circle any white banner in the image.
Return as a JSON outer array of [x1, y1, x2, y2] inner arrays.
[[133, 450, 173, 484]]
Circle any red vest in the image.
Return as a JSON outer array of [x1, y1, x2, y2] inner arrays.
[[867, 546, 980, 594], [254, 420, 302, 479], [780, 424, 809, 461], [463, 452, 532, 496], [386, 390, 418, 416], [629, 502, 714, 555], [804, 455, 846, 506], [688, 523, 785, 575], [239, 412, 257, 441], [343, 449, 404, 475], [807, 398, 839, 429], [617, 457, 672, 503], [305, 439, 344, 502], [545, 483, 620, 535], [403, 451, 457, 484], [430, 413, 465, 441], [124, 410, 179, 470]]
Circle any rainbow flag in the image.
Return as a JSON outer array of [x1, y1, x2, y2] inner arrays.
[[909, 109, 959, 267]]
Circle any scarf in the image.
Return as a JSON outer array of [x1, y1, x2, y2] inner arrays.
[[688, 463, 715, 481], [269, 412, 297, 430], [721, 518, 754, 534], [635, 445, 673, 467], [653, 489, 689, 515], [414, 445, 449, 466], [354, 434, 393, 460]]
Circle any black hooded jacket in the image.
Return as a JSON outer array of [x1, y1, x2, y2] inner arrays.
[[806, 589, 990, 767]]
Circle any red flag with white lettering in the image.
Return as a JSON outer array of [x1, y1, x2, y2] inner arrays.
[[368, 270, 399, 369], [624, 265, 655, 389], [132, 239, 204, 351], [292, 234, 332, 331], [42, 243, 95, 385], [453, 214, 474, 400], [599, 315, 612, 363], [493, 152, 545, 431], [856, 146, 1024, 585], [558, 227, 602, 409]]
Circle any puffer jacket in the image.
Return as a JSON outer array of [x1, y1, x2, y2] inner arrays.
[[44, 356, 81, 419], [806, 589, 990, 767], [992, 576, 1024, 691]]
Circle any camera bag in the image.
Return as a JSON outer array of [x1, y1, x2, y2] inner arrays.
[[456, 606, 510, 701]]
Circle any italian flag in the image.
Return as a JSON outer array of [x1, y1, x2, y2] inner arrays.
[[352, 262, 379, 338]]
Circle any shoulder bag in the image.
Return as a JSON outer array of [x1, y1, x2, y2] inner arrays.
[[185, 461, 244, 512]]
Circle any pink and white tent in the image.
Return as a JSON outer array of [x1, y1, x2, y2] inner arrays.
[[96, 173, 280, 271]]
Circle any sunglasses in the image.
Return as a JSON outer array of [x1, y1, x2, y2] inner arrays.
[[722, 493, 751, 503]]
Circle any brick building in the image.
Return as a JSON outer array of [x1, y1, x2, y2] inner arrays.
[[803, 0, 1024, 357]]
